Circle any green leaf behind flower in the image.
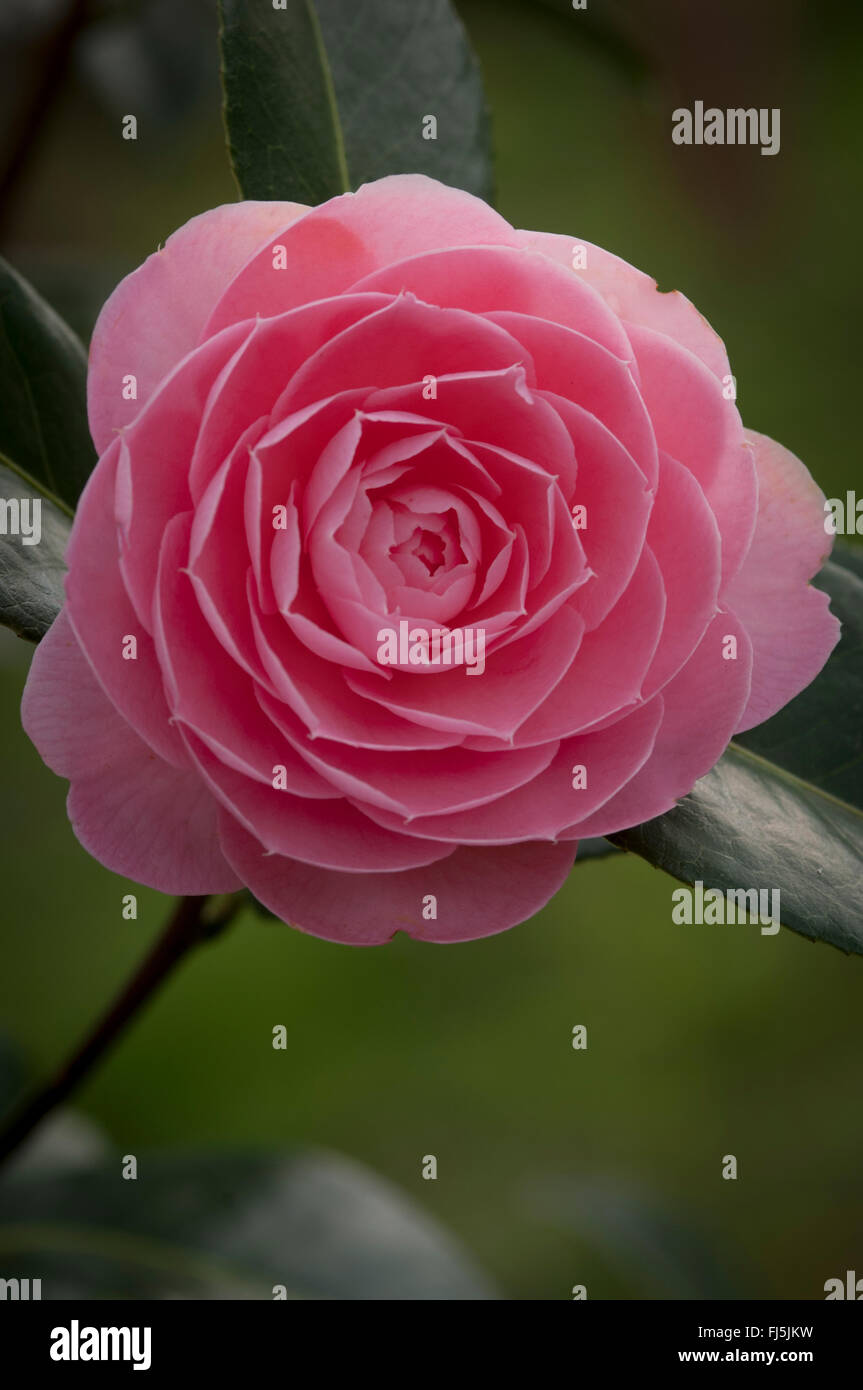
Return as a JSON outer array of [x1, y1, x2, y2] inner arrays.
[[0, 257, 94, 511], [218, 0, 492, 204], [612, 551, 863, 954], [0, 458, 69, 643]]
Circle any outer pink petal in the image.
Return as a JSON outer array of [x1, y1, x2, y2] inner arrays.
[[115, 319, 253, 623], [516, 228, 732, 383], [21, 610, 239, 894], [725, 431, 840, 732], [64, 439, 189, 768], [205, 174, 520, 337], [219, 814, 575, 945], [88, 201, 306, 453]]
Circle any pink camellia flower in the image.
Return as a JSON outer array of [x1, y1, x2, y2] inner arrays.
[[23, 176, 839, 943]]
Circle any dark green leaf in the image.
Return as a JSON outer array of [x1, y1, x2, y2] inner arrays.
[[0, 1149, 495, 1300], [613, 745, 863, 953], [612, 559, 863, 954], [0, 458, 70, 642], [0, 257, 95, 510], [528, 1175, 746, 1299], [736, 559, 863, 809], [218, 0, 492, 204], [575, 836, 621, 862], [830, 537, 863, 583]]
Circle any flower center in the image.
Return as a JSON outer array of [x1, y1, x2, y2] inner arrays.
[[399, 526, 446, 577]]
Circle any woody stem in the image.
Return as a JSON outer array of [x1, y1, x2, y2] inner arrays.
[[0, 893, 240, 1168]]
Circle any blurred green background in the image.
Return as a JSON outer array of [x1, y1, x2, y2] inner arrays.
[[0, 0, 861, 1298]]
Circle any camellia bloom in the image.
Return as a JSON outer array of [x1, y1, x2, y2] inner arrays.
[[23, 176, 839, 943]]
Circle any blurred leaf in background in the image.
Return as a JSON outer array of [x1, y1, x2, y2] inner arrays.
[[0, 1037, 496, 1300], [527, 1175, 748, 1300], [0, 1149, 497, 1299], [77, 0, 219, 133]]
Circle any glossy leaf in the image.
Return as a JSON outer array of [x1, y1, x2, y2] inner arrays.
[[0, 257, 95, 510], [612, 557, 863, 954], [0, 458, 69, 643], [218, 0, 492, 203]]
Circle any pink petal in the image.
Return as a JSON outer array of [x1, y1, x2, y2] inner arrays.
[[251, 622, 459, 750], [350, 245, 633, 358], [544, 391, 654, 629], [368, 367, 580, 501], [21, 610, 239, 893], [251, 571, 381, 677], [155, 514, 336, 800], [346, 602, 585, 740], [360, 697, 663, 843], [517, 228, 733, 382], [640, 451, 722, 698], [115, 320, 253, 623], [488, 313, 659, 486], [205, 174, 519, 337], [513, 547, 665, 743], [627, 323, 756, 585], [277, 295, 536, 416], [184, 731, 452, 872], [189, 295, 390, 504], [219, 814, 575, 944], [249, 390, 368, 615], [725, 431, 840, 732], [256, 691, 558, 820], [64, 440, 189, 768], [187, 424, 278, 689], [566, 610, 753, 840], [88, 201, 305, 453]]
